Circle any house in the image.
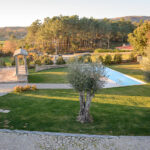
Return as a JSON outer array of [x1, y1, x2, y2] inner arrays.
[[116, 44, 133, 50]]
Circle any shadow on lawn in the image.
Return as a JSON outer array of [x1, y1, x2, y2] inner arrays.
[[0, 92, 150, 135]]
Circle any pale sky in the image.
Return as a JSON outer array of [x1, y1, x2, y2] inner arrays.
[[0, 0, 150, 27]]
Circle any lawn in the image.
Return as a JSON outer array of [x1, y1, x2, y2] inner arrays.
[[0, 63, 150, 135], [0, 85, 150, 135], [28, 67, 68, 83], [0, 56, 12, 66], [29, 63, 145, 83]]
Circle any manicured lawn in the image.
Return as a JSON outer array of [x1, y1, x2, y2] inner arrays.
[[28, 67, 68, 83], [29, 63, 145, 83], [0, 86, 150, 135], [1, 63, 150, 135]]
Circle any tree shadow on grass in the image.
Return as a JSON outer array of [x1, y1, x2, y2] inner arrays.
[[0, 91, 150, 135]]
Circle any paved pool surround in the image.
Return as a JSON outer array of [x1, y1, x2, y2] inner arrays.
[[0, 129, 149, 150]]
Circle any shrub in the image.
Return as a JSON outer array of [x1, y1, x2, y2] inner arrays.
[[13, 85, 37, 93], [13, 86, 23, 93], [0, 59, 6, 67], [94, 48, 131, 53], [114, 54, 122, 64], [97, 55, 104, 63], [78, 56, 84, 62], [56, 56, 66, 65], [34, 59, 42, 65], [129, 53, 137, 62], [10, 58, 15, 66], [41, 56, 53, 65], [31, 85, 37, 91], [84, 56, 92, 63], [67, 57, 76, 63], [104, 54, 112, 65]]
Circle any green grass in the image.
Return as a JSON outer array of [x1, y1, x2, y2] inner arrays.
[[29, 67, 68, 83], [1, 63, 150, 135], [0, 86, 150, 135], [0, 56, 12, 66]]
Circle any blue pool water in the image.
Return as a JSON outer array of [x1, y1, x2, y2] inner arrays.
[[105, 67, 144, 86]]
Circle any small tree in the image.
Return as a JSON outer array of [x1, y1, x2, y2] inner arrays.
[[67, 61, 106, 123]]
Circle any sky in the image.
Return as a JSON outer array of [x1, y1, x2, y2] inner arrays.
[[0, 0, 150, 27]]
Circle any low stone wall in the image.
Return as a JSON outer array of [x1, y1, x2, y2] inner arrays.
[[0, 129, 150, 150], [0, 67, 28, 83], [35, 64, 67, 72]]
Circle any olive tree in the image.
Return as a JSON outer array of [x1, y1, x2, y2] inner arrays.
[[67, 61, 106, 123]]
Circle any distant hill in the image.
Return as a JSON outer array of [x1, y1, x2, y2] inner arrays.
[[111, 16, 150, 22], [0, 27, 27, 41]]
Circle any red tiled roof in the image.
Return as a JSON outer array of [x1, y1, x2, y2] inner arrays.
[[116, 45, 133, 50]]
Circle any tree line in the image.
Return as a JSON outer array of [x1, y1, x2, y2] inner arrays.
[[23, 15, 135, 54], [0, 15, 137, 55]]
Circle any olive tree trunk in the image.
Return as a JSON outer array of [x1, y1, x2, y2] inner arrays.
[[77, 91, 93, 123]]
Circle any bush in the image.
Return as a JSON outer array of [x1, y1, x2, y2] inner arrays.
[[10, 58, 15, 66], [84, 56, 92, 63], [114, 54, 122, 64], [13, 85, 37, 93], [94, 48, 131, 53], [0, 60, 6, 67], [129, 53, 137, 62], [78, 56, 84, 62], [104, 54, 112, 65], [97, 55, 104, 63], [41, 56, 53, 65], [67, 57, 76, 63], [56, 56, 66, 65], [34, 59, 42, 65]]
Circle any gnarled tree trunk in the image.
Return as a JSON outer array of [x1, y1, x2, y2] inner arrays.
[[77, 91, 93, 123]]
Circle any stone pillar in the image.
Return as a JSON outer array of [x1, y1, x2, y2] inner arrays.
[[15, 56, 18, 75], [24, 56, 28, 75]]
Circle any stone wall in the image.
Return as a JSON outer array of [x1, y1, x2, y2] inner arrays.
[[0, 129, 150, 150], [0, 67, 28, 83], [35, 64, 67, 72]]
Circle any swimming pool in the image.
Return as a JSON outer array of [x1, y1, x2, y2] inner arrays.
[[105, 67, 145, 86]]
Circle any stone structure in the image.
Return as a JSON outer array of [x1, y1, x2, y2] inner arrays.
[[13, 49, 28, 82], [0, 129, 150, 150]]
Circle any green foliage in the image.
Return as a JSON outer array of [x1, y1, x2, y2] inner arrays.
[[128, 21, 150, 55], [34, 59, 42, 65], [104, 54, 112, 65], [56, 56, 66, 65], [67, 62, 105, 93], [141, 45, 150, 82], [0, 59, 6, 67], [114, 54, 122, 64], [129, 53, 137, 62], [97, 55, 104, 63], [83, 56, 92, 63], [41, 56, 53, 65], [24, 16, 135, 53]]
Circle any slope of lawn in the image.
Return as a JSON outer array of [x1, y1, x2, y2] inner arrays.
[[1, 63, 150, 135], [28, 67, 68, 83], [0, 85, 150, 135]]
